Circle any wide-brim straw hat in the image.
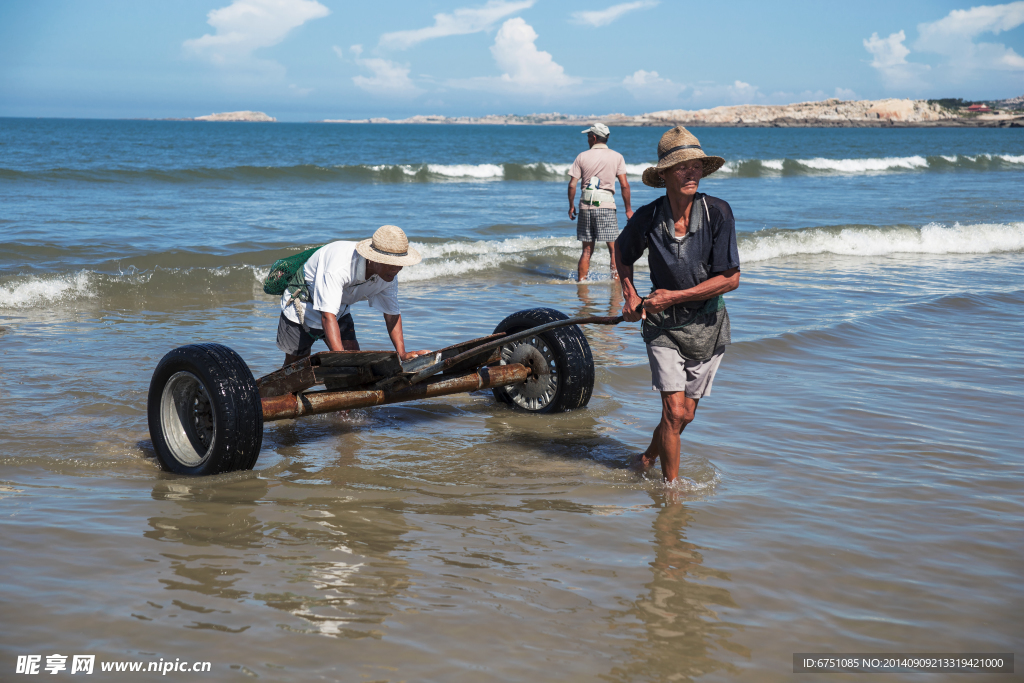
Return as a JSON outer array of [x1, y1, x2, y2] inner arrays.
[[642, 126, 726, 188], [356, 225, 422, 267]]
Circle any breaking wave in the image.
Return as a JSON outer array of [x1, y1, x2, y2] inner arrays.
[[3, 223, 1021, 308], [719, 154, 1024, 176], [741, 222, 1024, 262], [0, 162, 647, 184], [0, 271, 96, 308], [5, 154, 1020, 184]]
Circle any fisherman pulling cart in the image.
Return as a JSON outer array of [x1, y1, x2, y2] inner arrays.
[[615, 127, 741, 483]]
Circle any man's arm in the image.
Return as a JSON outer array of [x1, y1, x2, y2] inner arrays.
[[567, 176, 579, 220], [616, 255, 645, 323], [383, 313, 429, 362], [642, 268, 740, 314], [616, 173, 633, 219], [614, 211, 649, 322], [319, 312, 346, 352]]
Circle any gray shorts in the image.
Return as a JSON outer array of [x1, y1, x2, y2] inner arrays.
[[577, 208, 619, 242], [646, 345, 725, 398], [276, 313, 356, 355]]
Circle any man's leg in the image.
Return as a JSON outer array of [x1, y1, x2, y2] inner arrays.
[[640, 392, 699, 482], [578, 241, 595, 281], [279, 313, 361, 366], [635, 345, 723, 482], [606, 240, 618, 278]]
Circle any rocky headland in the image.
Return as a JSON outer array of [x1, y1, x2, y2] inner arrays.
[[323, 97, 1024, 128]]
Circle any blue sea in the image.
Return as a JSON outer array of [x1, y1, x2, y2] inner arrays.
[[1, 119, 1022, 681]]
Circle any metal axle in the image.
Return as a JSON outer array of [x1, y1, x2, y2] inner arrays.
[[262, 363, 530, 421]]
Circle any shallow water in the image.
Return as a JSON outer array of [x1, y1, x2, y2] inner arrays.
[[1, 119, 1022, 681]]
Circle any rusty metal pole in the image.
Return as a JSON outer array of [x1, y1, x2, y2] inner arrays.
[[405, 314, 623, 387], [262, 363, 529, 422]]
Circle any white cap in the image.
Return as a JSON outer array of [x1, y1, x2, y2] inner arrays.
[[581, 123, 610, 137]]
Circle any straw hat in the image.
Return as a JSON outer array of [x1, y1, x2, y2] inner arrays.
[[641, 126, 726, 188], [355, 225, 422, 267]]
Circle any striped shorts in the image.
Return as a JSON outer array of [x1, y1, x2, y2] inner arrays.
[[576, 208, 619, 242]]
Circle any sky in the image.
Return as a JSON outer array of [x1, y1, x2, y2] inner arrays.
[[1, 0, 1023, 120]]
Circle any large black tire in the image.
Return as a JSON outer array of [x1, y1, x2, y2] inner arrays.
[[147, 343, 263, 475], [491, 308, 595, 413]]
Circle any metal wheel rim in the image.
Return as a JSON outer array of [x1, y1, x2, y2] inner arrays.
[[500, 335, 559, 411], [160, 371, 216, 467]]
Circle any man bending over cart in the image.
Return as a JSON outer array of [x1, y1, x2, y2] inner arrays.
[[277, 225, 429, 366]]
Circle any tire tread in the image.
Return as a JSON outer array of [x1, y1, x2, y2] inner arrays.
[[491, 308, 595, 413], [147, 343, 263, 475]]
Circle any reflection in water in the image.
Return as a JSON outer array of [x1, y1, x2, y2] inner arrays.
[[146, 454, 411, 639], [608, 496, 748, 681], [576, 281, 627, 363], [482, 407, 628, 471]]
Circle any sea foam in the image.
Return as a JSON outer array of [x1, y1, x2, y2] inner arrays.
[[718, 153, 1024, 176], [402, 236, 583, 281], [5, 154, 1020, 184], [740, 222, 1024, 263], [0, 271, 95, 309], [5, 225, 1021, 303]]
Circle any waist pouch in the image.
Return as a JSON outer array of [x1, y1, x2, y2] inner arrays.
[[581, 188, 614, 206]]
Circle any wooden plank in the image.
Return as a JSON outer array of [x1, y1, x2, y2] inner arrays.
[[258, 334, 511, 398], [370, 356, 403, 378], [315, 350, 399, 368], [319, 366, 375, 391], [256, 358, 317, 398]]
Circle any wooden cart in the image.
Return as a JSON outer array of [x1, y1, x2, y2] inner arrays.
[[147, 308, 621, 476]]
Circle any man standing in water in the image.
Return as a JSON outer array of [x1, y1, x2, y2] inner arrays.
[[615, 127, 741, 482], [568, 123, 633, 281], [277, 225, 429, 366]]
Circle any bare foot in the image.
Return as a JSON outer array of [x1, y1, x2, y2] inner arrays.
[[629, 452, 657, 473]]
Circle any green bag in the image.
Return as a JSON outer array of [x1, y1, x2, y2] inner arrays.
[[263, 245, 323, 296]]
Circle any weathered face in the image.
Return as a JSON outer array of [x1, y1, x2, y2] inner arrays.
[[660, 158, 704, 195], [370, 261, 403, 282]]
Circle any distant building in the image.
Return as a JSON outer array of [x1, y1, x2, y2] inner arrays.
[[966, 104, 992, 112]]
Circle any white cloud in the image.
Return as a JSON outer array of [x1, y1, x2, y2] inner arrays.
[[690, 80, 762, 105], [343, 45, 421, 97], [572, 1, 659, 27], [864, 30, 912, 68], [864, 3, 1024, 90], [184, 0, 329, 66], [488, 18, 577, 91], [863, 30, 930, 88], [379, 0, 536, 50], [622, 69, 685, 97], [915, 2, 1024, 71], [834, 87, 858, 100]]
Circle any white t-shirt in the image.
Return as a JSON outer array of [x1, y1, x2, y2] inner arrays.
[[279, 241, 400, 330]]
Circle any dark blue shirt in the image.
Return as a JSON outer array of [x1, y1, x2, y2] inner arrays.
[[616, 193, 740, 296], [615, 192, 740, 360]]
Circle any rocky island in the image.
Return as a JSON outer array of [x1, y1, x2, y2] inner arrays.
[[192, 110, 276, 122], [323, 97, 1024, 128]]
